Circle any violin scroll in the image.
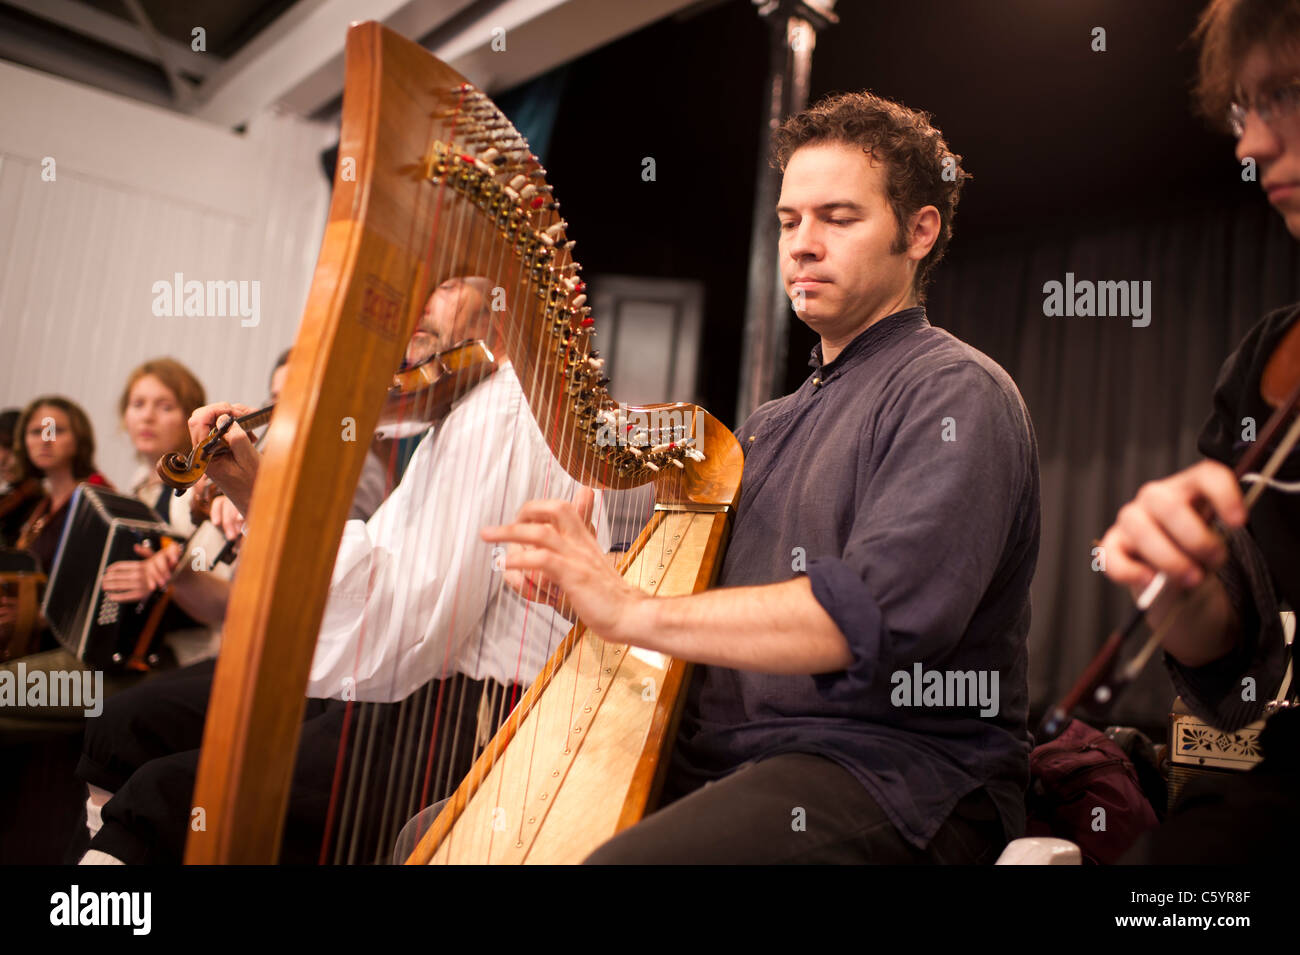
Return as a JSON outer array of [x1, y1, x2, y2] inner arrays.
[[157, 450, 206, 492]]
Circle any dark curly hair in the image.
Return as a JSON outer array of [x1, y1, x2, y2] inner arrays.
[[1193, 0, 1300, 129], [772, 90, 969, 302]]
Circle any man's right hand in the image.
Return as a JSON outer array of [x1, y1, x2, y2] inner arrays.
[[188, 403, 260, 516], [1097, 459, 1246, 665], [1099, 460, 1245, 597]]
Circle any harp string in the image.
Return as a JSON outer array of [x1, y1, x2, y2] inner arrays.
[[319, 82, 478, 862], [350, 88, 564, 860], [377, 93, 505, 854], [317, 77, 648, 862]]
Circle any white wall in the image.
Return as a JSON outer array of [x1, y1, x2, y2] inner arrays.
[[0, 60, 334, 486]]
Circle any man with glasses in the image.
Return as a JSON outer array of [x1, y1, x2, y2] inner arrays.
[[1098, 0, 1300, 863]]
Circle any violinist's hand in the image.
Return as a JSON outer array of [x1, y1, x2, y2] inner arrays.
[[481, 488, 648, 643], [208, 494, 245, 541], [102, 541, 181, 603], [1099, 460, 1245, 597], [1097, 459, 1246, 666], [189, 403, 260, 515]]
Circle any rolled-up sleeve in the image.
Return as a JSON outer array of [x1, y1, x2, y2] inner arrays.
[[806, 556, 885, 696]]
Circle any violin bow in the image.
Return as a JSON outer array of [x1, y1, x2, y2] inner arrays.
[[1039, 371, 1300, 739]]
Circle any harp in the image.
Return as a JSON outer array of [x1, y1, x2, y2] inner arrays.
[[184, 22, 742, 864]]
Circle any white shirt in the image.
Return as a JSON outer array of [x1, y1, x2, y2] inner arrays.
[[308, 363, 606, 702], [130, 465, 198, 537]]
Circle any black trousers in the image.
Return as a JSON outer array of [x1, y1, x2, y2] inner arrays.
[[77, 658, 513, 864], [584, 753, 1006, 864]]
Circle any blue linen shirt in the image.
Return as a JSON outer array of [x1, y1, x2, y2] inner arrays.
[[671, 307, 1041, 849]]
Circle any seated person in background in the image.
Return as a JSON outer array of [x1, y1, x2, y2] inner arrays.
[[9, 397, 111, 574], [0, 407, 43, 545], [0, 407, 23, 494], [0, 397, 110, 653], [0, 409, 19, 490], [106, 348, 391, 644], [77, 277, 602, 864], [1098, 0, 1300, 864], [101, 358, 219, 667], [117, 357, 207, 534]]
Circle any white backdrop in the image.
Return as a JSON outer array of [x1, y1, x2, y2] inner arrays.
[[0, 60, 334, 486]]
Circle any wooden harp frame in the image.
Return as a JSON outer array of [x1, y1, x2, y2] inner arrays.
[[185, 22, 742, 864]]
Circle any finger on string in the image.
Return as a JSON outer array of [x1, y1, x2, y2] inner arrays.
[[480, 522, 555, 547], [502, 548, 559, 575], [513, 498, 590, 537], [191, 402, 241, 434], [573, 486, 595, 526]]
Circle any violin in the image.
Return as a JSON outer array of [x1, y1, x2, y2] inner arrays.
[[124, 487, 245, 673], [374, 338, 496, 439], [156, 340, 496, 492], [1040, 316, 1300, 739], [122, 528, 243, 673], [0, 477, 43, 523]]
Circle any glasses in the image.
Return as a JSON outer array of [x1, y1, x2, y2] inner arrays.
[[1227, 78, 1300, 139]]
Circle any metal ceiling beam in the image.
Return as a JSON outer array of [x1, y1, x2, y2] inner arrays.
[[188, 0, 414, 127], [195, 0, 701, 127], [122, 0, 194, 106], [0, 20, 175, 109], [1, 0, 222, 79], [1, 0, 706, 127], [275, 0, 479, 117]]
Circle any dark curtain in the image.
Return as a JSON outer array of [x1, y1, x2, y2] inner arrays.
[[924, 196, 1300, 734]]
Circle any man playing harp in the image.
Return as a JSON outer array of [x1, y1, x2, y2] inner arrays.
[[77, 278, 609, 865], [486, 92, 1042, 864]]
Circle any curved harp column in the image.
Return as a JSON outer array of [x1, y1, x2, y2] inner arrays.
[[185, 22, 742, 864]]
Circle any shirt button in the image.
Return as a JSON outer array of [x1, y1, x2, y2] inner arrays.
[[812, 377, 822, 387]]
